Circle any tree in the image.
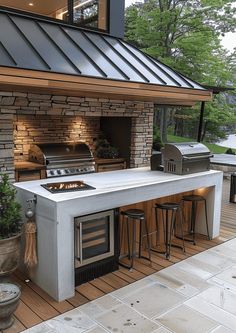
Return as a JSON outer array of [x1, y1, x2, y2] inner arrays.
[[125, 0, 236, 142]]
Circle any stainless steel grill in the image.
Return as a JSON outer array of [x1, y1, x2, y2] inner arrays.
[[28, 142, 95, 178], [162, 142, 213, 175]]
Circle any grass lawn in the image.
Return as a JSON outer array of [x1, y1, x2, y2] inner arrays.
[[167, 134, 236, 154]]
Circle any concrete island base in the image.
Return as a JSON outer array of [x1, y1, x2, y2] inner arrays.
[[14, 167, 223, 301]]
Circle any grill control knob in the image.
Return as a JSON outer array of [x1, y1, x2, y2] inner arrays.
[[50, 170, 54, 176], [65, 169, 69, 174], [57, 170, 61, 175]]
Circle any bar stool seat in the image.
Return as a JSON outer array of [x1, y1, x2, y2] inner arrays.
[[122, 209, 145, 218], [180, 194, 210, 245], [156, 202, 180, 210], [152, 202, 185, 259], [119, 209, 151, 270], [183, 195, 206, 202]]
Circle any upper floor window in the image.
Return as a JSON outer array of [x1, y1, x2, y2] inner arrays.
[[0, 0, 108, 32]]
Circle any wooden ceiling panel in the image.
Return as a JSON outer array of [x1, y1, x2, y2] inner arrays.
[[0, 0, 67, 15]]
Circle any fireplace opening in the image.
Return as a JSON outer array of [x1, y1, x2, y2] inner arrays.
[[100, 117, 131, 167]]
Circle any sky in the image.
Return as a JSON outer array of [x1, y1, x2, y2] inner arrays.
[[124, 0, 236, 52]]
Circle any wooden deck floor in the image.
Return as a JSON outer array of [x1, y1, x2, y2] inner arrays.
[[3, 178, 236, 333]]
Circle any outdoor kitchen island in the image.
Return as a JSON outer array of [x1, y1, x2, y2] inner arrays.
[[14, 167, 223, 302]]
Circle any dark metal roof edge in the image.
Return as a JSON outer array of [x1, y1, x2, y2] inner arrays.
[[114, 39, 167, 85], [0, 64, 212, 94], [146, 54, 207, 91], [0, 6, 210, 93], [118, 40, 183, 88], [121, 39, 207, 91]]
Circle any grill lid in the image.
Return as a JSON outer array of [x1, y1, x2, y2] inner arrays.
[[162, 142, 211, 161], [29, 142, 93, 164], [32, 143, 92, 159], [28, 142, 95, 177]]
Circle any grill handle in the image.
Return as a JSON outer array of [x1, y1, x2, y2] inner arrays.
[[183, 154, 213, 161]]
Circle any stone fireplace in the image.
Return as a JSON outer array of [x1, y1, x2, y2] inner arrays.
[[0, 91, 154, 180]]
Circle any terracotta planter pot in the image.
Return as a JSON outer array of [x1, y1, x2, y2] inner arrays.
[[0, 234, 22, 276]]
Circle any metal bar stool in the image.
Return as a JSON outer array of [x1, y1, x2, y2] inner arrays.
[[181, 194, 210, 245], [119, 209, 151, 270], [152, 202, 185, 259]]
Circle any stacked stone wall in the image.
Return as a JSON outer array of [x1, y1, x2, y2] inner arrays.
[[0, 91, 154, 181]]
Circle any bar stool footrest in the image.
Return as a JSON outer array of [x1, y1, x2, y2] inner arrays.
[[175, 233, 196, 244]]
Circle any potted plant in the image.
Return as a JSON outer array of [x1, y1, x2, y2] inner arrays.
[[0, 173, 22, 276]]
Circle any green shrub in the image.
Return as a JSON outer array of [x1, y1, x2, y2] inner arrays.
[[153, 126, 163, 151], [225, 148, 235, 155], [0, 173, 22, 239]]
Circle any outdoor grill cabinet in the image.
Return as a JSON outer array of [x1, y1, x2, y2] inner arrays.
[[14, 167, 223, 301], [15, 158, 126, 182], [162, 142, 212, 175], [14, 162, 46, 182]]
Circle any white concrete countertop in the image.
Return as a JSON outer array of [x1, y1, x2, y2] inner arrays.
[[14, 167, 223, 301], [15, 167, 222, 203]]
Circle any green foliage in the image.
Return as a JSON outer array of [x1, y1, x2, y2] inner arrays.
[[95, 135, 119, 159], [125, 0, 236, 141], [0, 173, 22, 239], [153, 125, 163, 150], [125, 0, 236, 83], [225, 148, 235, 155]]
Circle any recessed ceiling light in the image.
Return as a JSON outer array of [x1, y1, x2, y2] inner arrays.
[[29, 2, 34, 6]]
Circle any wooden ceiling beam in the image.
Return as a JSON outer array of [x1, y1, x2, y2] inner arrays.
[[0, 67, 212, 105]]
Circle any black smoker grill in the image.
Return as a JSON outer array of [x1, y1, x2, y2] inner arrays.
[[28, 142, 95, 178], [162, 142, 213, 175]]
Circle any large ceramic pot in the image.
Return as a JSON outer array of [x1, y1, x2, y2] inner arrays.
[[0, 234, 22, 276]]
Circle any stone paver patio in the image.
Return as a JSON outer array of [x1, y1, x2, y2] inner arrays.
[[22, 237, 236, 333]]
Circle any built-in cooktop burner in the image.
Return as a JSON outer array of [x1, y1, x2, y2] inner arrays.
[[41, 180, 96, 193]]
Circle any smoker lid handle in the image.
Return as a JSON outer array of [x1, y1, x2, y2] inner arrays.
[[183, 154, 213, 161]]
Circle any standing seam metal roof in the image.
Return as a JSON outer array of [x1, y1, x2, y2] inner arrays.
[[0, 8, 205, 91]]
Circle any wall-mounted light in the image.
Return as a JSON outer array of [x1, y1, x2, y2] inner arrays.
[[29, 2, 34, 6], [195, 187, 207, 195]]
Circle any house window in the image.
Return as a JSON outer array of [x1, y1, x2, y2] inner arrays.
[[0, 0, 108, 32], [73, 0, 108, 31]]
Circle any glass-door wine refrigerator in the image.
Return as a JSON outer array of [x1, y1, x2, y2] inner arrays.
[[74, 209, 119, 285]]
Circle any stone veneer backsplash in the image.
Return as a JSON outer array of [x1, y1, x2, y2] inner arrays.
[[14, 115, 101, 161], [0, 91, 154, 181]]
